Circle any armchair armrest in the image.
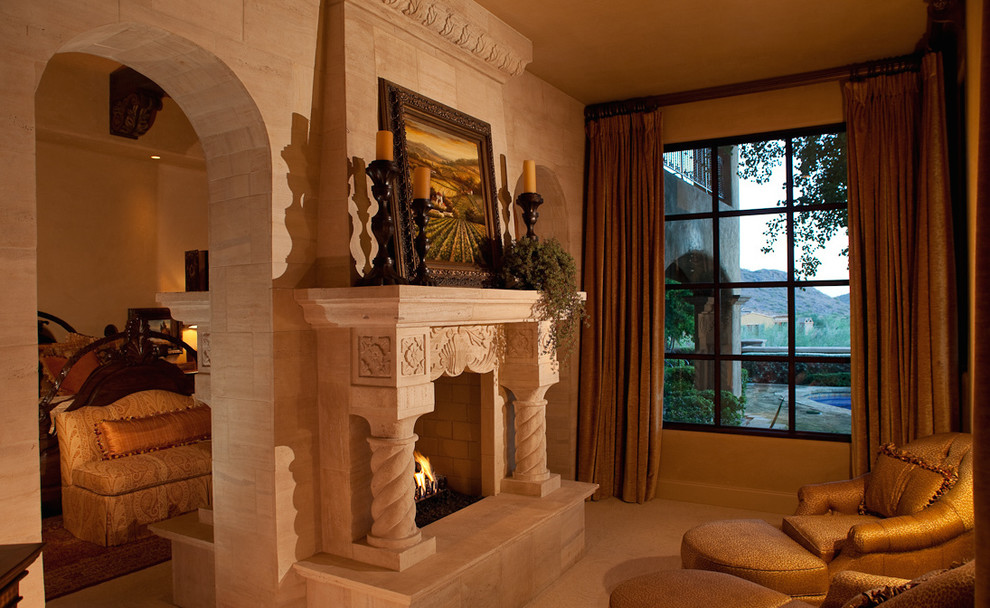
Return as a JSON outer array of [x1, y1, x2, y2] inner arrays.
[[820, 571, 910, 608], [795, 474, 868, 515], [849, 501, 969, 554]]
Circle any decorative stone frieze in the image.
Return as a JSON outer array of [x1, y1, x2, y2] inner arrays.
[[375, 0, 532, 80]]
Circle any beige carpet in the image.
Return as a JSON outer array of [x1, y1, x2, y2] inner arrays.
[[526, 497, 780, 607], [47, 498, 781, 607]]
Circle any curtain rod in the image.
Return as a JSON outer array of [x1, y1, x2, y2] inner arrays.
[[584, 53, 922, 122]]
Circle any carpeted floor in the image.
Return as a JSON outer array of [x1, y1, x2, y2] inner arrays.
[[45, 497, 782, 607], [42, 516, 172, 601]]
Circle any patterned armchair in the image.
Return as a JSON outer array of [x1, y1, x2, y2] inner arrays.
[[54, 389, 212, 546], [783, 432, 974, 579]]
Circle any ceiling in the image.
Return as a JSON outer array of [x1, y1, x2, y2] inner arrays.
[[473, 0, 930, 105]]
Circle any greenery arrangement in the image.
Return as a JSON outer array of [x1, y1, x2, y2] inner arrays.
[[499, 237, 587, 358], [663, 364, 747, 426]]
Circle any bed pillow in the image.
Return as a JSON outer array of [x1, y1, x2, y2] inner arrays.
[[861, 443, 957, 517], [95, 405, 211, 459], [40, 350, 100, 395], [38, 333, 99, 384]]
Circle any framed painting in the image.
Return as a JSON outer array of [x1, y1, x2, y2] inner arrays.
[[378, 79, 502, 287]]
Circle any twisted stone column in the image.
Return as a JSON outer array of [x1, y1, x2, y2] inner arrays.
[[512, 398, 549, 481], [366, 434, 421, 550]]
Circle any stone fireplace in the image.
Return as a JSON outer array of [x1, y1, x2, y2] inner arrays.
[[293, 285, 595, 607]]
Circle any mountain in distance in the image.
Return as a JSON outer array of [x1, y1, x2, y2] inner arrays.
[[738, 269, 849, 317]]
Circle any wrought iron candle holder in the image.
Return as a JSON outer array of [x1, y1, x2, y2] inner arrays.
[[515, 192, 544, 241], [359, 159, 408, 286], [410, 197, 435, 286]]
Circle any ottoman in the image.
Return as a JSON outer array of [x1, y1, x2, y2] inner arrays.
[[681, 519, 829, 605], [610, 569, 807, 608]]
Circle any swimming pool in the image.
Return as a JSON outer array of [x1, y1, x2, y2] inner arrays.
[[808, 393, 851, 409]]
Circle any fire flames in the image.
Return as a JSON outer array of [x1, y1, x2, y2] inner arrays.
[[413, 450, 441, 501]]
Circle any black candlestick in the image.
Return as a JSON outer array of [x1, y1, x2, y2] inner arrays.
[[359, 159, 408, 286], [410, 197, 435, 285], [515, 192, 544, 241]]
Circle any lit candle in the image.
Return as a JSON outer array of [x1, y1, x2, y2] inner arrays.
[[413, 167, 431, 199], [376, 130, 393, 161], [522, 160, 537, 193]]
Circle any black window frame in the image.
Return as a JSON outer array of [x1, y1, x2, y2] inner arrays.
[[663, 123, 851, 442]]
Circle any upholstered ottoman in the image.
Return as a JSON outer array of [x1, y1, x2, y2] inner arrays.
[[681, 519, 829, 605], [610, 569, 806, 608]]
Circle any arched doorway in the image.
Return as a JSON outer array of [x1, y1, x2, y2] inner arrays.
[[35, 21, 275, 605]]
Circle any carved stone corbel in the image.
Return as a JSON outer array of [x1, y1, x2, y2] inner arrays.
[[109, 66, 165, 139]]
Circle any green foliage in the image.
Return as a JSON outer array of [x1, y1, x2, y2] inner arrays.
[[741, 360, 850, 387], [662, 363, 746, 426], [737, 133, 848, 280], [500, 237, 587, 358], [664, 280, 696, 351]]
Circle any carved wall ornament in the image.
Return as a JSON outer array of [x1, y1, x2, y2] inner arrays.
[[359, 336, 393, 377], [400, 336, 426, 376], [379, 0, 529, 78], [430, 325, 501, 380], [506, 325, 534, 359], [109, 66, 166, 140]]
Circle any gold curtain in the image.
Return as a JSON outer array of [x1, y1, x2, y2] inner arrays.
[[577, 109, 664, 502], [974, 2, 990, 600], [845, 53, 959, 476]]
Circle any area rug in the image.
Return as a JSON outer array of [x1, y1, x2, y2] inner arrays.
[[42, 516, 171, 600]]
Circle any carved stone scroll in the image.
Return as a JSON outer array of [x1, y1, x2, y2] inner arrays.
[[430, 325, 500, 380]]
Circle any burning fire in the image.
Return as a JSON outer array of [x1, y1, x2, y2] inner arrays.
[[413, 451, 441, 501]]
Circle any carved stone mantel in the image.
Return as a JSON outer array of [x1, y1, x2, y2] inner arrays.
[[296, 284, 544, 328], [295, 285, 562, 571]]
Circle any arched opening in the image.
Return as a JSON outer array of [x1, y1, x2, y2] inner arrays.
[[35, 50, 210, 525], [34, 21, 274, 601]]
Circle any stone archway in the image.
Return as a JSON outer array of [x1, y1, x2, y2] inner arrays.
[[45, 22, 276, 606]]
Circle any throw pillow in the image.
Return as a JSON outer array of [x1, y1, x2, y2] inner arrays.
[[861, 443, 957, 517], [95, 405, 211, 459], [41, 350, 100, 395]]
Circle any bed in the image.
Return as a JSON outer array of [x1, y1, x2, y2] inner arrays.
[[39, 315, 211, 546]]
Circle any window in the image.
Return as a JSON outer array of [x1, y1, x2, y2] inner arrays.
[[663, 125, 850, 438]]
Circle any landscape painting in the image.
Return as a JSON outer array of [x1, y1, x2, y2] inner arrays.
[[379, 79, 501, 287], [404, 116, 488, 265]]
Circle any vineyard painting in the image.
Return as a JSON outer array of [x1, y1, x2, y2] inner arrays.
[[379, 79, 501, 286], [404, 116, 488, 265]]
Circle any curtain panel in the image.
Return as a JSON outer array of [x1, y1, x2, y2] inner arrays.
[[845, 52, 960, 476], [973, 3, 990, 600], [577, 109, 664, 502]]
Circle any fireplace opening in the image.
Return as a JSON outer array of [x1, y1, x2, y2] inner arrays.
[[413, 373, 485, 526], [413, 450, 482, 527]]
